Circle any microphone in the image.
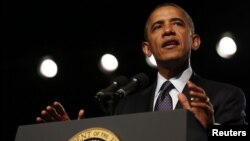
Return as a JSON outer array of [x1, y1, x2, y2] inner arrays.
[[114, 73, 150, 98], [95, 75, 128, 100]]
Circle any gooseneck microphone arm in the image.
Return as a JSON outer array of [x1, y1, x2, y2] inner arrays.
[[94, 75, 128, 101], [94, 75, 128, 116]]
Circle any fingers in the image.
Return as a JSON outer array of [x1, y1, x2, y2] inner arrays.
[[40, 108, 54, 122], [53, 101, 66, 115], [187, 81, 204, 93], [187, 81, 208, 103], [178, 93, 191, 111], [190, 101, 213, 112], [36, 101, 85, 123], [36, 117, 45, 123], [183, 81, 215, 128], [46, 105, 62, 121], [187, 81, 213, 112], [178, 92, 213, 114], [36, 101, 70, 123], [78, 109, 85, 120]]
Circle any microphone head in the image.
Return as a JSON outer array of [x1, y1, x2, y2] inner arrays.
[[115, 72, 150, 98], [132, 72, 150, 88], [112, 75, 128, 87]]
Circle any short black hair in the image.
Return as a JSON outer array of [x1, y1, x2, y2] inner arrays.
[[143, 3, 195, 41]]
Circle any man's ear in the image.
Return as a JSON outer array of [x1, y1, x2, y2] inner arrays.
[[191, 34, 201, 50], [142, 41, 152, 57]]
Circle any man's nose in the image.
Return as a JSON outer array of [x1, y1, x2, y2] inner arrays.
[[162, 24, 175, 36]]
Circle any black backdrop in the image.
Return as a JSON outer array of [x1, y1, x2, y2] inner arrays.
[[2, 0, 250, 140]]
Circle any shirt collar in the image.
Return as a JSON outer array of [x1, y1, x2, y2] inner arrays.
[[155, 67, 193, 95]]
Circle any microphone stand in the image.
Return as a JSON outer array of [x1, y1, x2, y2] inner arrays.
[[94, 92, 120, 116]]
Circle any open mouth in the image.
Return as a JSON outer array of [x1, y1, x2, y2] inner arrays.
[[162, 40, 179, 48]]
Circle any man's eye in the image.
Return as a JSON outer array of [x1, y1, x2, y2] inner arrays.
[[173, 21, 184, 26], [153, 25, 162, 31]]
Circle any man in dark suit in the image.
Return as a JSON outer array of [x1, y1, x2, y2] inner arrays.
[[114, 3, 247, 128], [36, 3, 247, 128]]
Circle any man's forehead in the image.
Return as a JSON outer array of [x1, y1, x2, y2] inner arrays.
[[148, 6, 186, 23]]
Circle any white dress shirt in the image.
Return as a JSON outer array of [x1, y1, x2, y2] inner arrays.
[[153, 67, 192, 110]]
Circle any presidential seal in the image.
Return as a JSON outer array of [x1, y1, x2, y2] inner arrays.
[[69, 127, 120, 141]]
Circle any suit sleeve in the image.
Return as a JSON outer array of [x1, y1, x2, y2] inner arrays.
[[213, 86, 247, 124]]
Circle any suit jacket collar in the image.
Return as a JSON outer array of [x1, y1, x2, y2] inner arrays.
[[132, 72, 202, 112]]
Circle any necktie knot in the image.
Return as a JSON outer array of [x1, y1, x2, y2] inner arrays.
[[159, 81, 173, 100]]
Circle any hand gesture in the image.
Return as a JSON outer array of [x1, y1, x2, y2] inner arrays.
[[36, 101, 84, 123], [178, 81, 215, 128]]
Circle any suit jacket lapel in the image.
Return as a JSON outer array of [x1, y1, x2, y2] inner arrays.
[[135, 81, 156, 112]]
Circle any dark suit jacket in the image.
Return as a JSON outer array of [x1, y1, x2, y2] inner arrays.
[[114, 73, 247, 124]]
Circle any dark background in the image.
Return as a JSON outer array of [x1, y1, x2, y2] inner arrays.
[[2, 0, 250, 140]]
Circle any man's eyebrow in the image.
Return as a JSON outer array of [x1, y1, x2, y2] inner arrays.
[[150, 18, 185, 29]]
